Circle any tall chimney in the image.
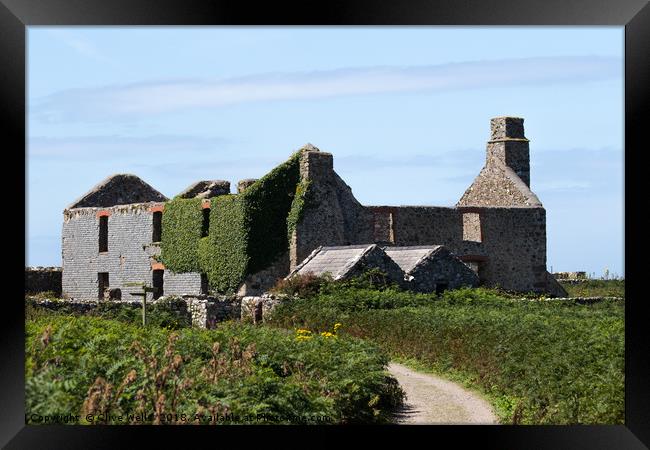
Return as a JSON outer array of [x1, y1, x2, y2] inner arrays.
[[486, 117, 530, 187]]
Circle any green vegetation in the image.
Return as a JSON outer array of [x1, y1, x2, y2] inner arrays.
[[160, 197, 205, 273], [267, 280, 625, 425], [198, 195, 250, 293], [286, 179, 312, 241], [26, 297, 191, 330], [26, 314, 403, 424], [162, 151, 307, 294], [561, 279, 625, 298]]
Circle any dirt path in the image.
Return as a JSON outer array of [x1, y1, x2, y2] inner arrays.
[[388, 362, 498, 425]]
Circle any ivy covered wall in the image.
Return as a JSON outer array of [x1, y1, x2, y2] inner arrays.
[[161, 150, 311, 294], [160, 197, 204, 273]]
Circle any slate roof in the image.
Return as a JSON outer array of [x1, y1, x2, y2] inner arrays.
[[382, 245, 443, 274], [291, 244, 377, 280]]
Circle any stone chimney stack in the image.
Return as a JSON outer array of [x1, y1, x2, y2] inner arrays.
[[486, 117, 530, 187]]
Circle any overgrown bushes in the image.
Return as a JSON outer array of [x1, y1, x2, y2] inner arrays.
[[26, 316, 403, 424], [267, 286, 625, 424]]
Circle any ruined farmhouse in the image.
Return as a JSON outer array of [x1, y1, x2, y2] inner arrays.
[[61, 117, 567, 301]]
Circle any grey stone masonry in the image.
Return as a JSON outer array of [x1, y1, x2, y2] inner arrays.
[[237, 252, 290, 296], [487, 117, 530, 187], [290, 146, 373, 270], [384, 246, 479, 293], [177, 180, 231, 199], [164, 271, 204, 296], [62, 202, 203, 301], [240, 294, 285, 324], [68, 174, 168, 208], [237, 179, 258, 193], [177, 295, 242, 328]]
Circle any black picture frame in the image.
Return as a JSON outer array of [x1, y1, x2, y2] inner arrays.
[[5, 0, 647, 447]]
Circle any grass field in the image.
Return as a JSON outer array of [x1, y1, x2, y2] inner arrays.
[[560, 279, 625, 298]]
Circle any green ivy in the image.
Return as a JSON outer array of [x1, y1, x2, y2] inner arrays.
[[198, 195, 250, 293], [160, 197, 205, 273], [243, 152, 302, 274], [161, 151, 311, 294], [287, 179, 312, 241]]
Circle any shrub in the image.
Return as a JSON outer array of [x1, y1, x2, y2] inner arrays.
[[269, 272, 333, 298], [26, 316, 404, 424]]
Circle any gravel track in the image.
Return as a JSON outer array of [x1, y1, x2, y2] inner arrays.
[[388, 362, 498, 425]]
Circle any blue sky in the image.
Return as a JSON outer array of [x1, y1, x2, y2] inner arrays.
[[27, 27, 624, 277]]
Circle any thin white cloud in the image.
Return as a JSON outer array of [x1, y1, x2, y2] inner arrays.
[[31, 56, 620, 123], [535, 180, 592, 192], [47, 30, 111, 63], [28, 134, 228, 159]]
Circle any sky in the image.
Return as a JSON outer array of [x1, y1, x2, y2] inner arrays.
[[26, 27, 624, 277]]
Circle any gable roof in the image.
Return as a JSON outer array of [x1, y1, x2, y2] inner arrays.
[[290, 244, 376, 280], [457, 158, 542, 208], [67, 174, 168, 209], [382, 245, 443, 274]]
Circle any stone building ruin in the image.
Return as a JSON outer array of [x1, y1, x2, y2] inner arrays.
[[61, 117, 568, 301]]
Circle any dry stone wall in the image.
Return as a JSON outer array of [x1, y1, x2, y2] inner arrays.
[[240, 294, 285, 324]]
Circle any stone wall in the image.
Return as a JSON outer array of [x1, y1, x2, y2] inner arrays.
[[62, 202, 202, 301], [237, 252, 290, 296], [240, 294, 285, 324], [181, 295, 241, 328], [26, 296, 190, 323], [164, 271, 204, 296], [457, 161, 542, 208], [344, 245, 407, 288], [553, 271, 588, 280], [290, 149, 373, 270], [407, 248, 480, 293], [27, 294, 242, 329], [25, 267, 62, 296], [364, 206, 550, 293]]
